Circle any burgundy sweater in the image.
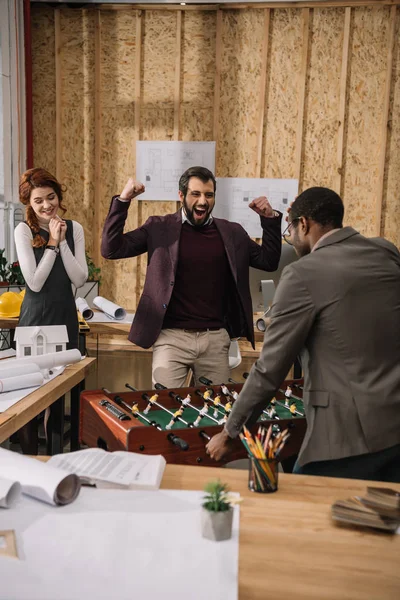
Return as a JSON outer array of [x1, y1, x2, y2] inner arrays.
[[163, 221, 231, 330]]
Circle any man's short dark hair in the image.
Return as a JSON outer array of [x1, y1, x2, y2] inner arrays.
[[290, 187, 344, 229], [179, 166, 216, 197]]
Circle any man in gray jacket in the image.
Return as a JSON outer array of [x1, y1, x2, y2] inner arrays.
[[207, 187, 400, 481]]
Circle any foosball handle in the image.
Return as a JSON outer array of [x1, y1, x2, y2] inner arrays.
[[199, 430, 211, 442], [167, 433, 189, 451], [228, 378, 238, 384], [199, 376, 213, 386], [154, 382, 167, 390], [125, 383, 138, 392]]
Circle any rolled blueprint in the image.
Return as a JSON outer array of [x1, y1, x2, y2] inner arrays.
[[93, 296, 126, 320], [0, 372, 44, 393], [75, 297, 94, 320], [0, 477, 22, 508], [0, 349, 82, 371], [0, 448, 81, 506], [0, 363, 41, 379]]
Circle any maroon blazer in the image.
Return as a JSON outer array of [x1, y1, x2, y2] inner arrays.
[[101, 197, 282, 349]]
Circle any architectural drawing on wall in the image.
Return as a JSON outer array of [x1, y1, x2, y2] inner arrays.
[[213, 178, 298, 238], [136, 141, 216, 201]]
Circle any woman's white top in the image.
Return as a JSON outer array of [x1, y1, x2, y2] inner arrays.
[[14, 221, 88, 293]]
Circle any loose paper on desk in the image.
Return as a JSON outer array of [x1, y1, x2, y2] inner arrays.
[[0, 448, 81, 506], [75, 297, 94, 320], [93, 296, 126, 320], [48, 448, 166, 490], [0, 477, 21, 508], [0, 488, 239, 600]]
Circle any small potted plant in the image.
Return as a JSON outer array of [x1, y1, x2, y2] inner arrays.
[[7, 261, 25, 286], [86, 252, 102, 284], [201, 480, 234, 541], [0, 249, 9, 285]]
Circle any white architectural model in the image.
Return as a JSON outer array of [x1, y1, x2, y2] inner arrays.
[[14, 325, 69, 359]]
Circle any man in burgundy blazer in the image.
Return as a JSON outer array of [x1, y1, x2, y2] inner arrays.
[[101, 166, 282, 386]]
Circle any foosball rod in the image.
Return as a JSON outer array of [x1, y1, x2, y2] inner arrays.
[[154, 383, 222, 425], [125, 383, 193, 428], [199, 376, 277, 421], [198, 376, 238, 401], [242, 374, 304, 417], [195, 389, 227, 417], [102, 388, 163, 430]]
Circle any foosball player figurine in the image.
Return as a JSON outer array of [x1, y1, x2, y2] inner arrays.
[[166, 408, 185, 430], [181, 394, 191, 407], [203, 389, 213, 401], [284, 385, 293, 407], [143, 393, 159, 415], [218, 400, 233, 424], [231, 390, 239, 401], [212, 395, 222, 418], [220, 384, 232, 398], [193, 402, 209, 427], [289, 403, 297, 416]]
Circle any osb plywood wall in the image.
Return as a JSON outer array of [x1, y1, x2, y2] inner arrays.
[[31, 2, 400, 310]]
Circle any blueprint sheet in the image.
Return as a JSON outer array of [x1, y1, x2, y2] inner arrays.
[[213, 177, 298, 237], [136, 141, 216, 201]]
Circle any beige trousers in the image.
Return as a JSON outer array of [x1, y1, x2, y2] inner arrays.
[[152, 328, 231, 388]]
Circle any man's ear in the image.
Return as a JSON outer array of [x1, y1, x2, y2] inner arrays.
[[300, 216, 310, 234], [178, 191, 184, 204]]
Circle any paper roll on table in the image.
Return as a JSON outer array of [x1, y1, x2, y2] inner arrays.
[[0, 372, 44, 393], [0, 349, 81, 371], [75, 297, 94, 320], [0, 477, 22, 509], [93, 296, 126, 320], [0, 448, 81, 506], [0, 363, 41, 379]]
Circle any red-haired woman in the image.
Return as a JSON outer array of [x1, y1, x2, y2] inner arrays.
[[15, 168, 88, 349], [14, 168, 88, 453]]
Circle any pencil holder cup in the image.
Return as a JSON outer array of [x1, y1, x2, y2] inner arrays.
[[248, 455, 279, 493]]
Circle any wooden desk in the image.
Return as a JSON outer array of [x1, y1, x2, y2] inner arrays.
[[35, 459, 400, 599], [0, 357, 96, 453], [0, 316, 264, 356]]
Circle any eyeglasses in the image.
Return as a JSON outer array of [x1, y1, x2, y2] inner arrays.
[[282, 217, 301, 246]]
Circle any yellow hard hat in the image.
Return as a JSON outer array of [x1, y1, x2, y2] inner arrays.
[[0, 291, 23, 318]]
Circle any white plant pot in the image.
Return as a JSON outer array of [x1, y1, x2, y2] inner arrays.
[[201, 507, 233, 541]]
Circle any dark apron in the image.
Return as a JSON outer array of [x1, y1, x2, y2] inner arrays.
[[19, 220, 79, 350]]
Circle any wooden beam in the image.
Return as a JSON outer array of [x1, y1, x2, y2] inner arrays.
[[173, 10, 182, 141], [54, 8, 62, 181], [335, 6, 351, 197], [213, 9, 223, 170], [294, 7, 310, 185], [96, 2, 400, 10], [174, 11, 183, 213], [134, 11, 142, 163], [220, 1, 400, 8], [94, 10, 102, 267], [255, 9, 270, 178], [376, 4, 397, 237], [135, 10, 143, 307]]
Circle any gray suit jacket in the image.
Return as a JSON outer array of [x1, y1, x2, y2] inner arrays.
[[226, 227, 400, 465]]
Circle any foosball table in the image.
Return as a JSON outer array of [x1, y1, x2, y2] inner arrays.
[[79, 378, 307, 468]]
